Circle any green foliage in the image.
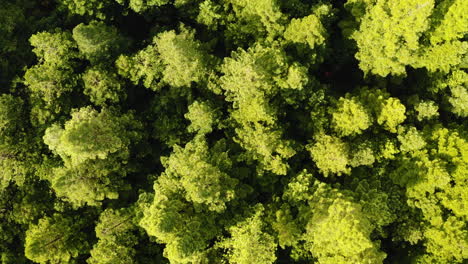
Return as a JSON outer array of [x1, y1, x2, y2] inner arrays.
[[433, 70, 468, 117], [160, 136, 238, 212], [397, 126, 426, 152], [0, 1, 27, 86], [389, 125, 468, 262], [448, 85, 468, 117], [308, 134, 351, 176], [224, 0, 285, 43], [42, 107, 142, 206], [148, 89, 190, 146], [197, 0, 222, 30], [137, 137, 238, 262], [44, 107, 141, 165], [115, 0, 171, 13], [72, 21, 128, 64], [283, 170, 316, 204], [0, 2, 23, 54], [331, 96, 372, 136], [24, 62, 76, 103], [139, 188, 219, 263], [117, 26, 213, 90], [155, 26, 214, 88], [48, 158, 128, 206], [353, 88, 406, 133], [376, 139, 400, 161], [414, 100, 439, 121], [429, 0, 468, 45], [284, 13, 327, 50], [350, 178, 397, 229], [24, 39, 78, 105], [422, 216, 468, 263], [25, 214, 90, 263], [185, 100, 219, 134], [272, 204, 302, 248], [351, 0, 434, 76], [350, 0, 468, 76], [24, 30, 81, 125], [416, 41, 468, 73], [83, 67, 125, 105], [349, 144, 375, 167], [305, 183, 386, 264], [234, 123, 296, 175], [1, 0, 468, 263], [0, 94, 24, 147], [116, 44, 164, 90], [88, 208, 138, 264], [377, 98, 406, 133], [218, 206, 277, 264], [220, 44, 298, 174], [59, 0, 114, 18], [28, 31, 80, 66]]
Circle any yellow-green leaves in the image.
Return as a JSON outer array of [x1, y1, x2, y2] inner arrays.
[[235, 123, 296, 175], [197, 0, 222, 30], [25, 214, 89, 264], [428, 69, 468, 116], [423, 217, 468, 263], [116, 0, 170, 13], [24, 30, 81, 125], [73, 21, 128, 64], [284, 14, 326, 50], [117, 26, 213, 90], [140, 137, 237, 262], [377, 98, 406, 133], [283, 63, 309, 90], [44, 107, 125, 164], [332, 97, 372, 136], [448, 86, 468, 117], [155, 27, 214, 88], [308, 134, 351, 176], [415, 100, 439, 121], [116, 45, 164, 90], [417, 41, 468, 73], [83, 67, 125, 106], [283, 170, 315, 203], [185, 101, 219, 135], [25, 31, 78, 97], [49, 159, 126, 206], [272, 205, 302, 248], [6, 0, 468, 262], [140, 183, 220, 263], [59, 0, 113, 18], [88, 208, 138, 264], [305, 184, 386, 264], [220, 44, 297, 175], [226, 0, 285, 42], [429, 0, 468, 45], [29, 31, 79, 66], [218, 206, 277, 264], [161, 137, 237, 212], [388, 125, 468, 263], [352, 0, 434, 76], [43, 107, 142, 206], [397, 126, 426, 152], [350, 0, 468, 76]]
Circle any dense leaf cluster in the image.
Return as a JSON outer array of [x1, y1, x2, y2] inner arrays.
[[0, 0, 467, 263]]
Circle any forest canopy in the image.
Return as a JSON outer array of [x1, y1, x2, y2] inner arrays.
[[0, 0, 467, 263]]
